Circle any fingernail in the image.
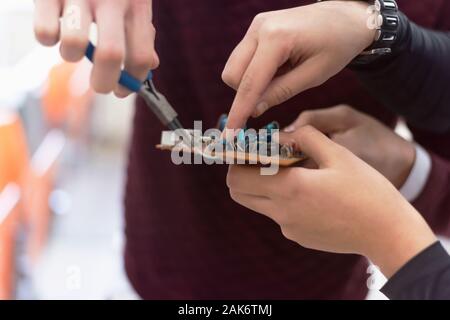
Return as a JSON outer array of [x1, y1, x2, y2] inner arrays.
[[283, 125, 296, 133], [255, 102, 268, 116], [114, 86, 130, 98]]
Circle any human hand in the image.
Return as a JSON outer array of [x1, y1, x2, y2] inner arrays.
[[222, 1, 376, 129], [226, 126, 436, 277], [286, 105, 416, 188], [34, 0, 159, 96]]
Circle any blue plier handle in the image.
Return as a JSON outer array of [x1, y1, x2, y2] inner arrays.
[[85, 41, 153, 93]]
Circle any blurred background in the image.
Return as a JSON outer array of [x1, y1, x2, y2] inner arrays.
[[0, 1, 138, 299]]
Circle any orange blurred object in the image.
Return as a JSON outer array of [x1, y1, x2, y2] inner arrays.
[[41, 61, 93, 137], [0, 112, 29, 185], [0, 112, 29, 300]]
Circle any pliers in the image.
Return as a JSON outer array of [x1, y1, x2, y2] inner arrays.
[[85, 42, 190, 141]]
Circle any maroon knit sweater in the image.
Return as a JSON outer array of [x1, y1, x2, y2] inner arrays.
[[124, 0, 450, 299]]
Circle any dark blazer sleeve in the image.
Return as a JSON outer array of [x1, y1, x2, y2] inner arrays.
[[400, 0, 450, 238], [351, 12, 450, 133], [381, 241, 450, 300]]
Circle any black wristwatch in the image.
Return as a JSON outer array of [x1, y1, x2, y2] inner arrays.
[[317, 0, 399, 65]]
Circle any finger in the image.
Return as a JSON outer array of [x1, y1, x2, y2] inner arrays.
[[34, 0, 62, 46], [229, 191, 275, 219], [222, 37, 258, 91], [253, 56, 332, 118], [285, 105, 358, 133], [91, 2, 127, 94], [280, 126, 340, 168], [226, 41, 288, 129], [284, 105, 358, 133], [115, 0, 159, 98], [227, 165, 282, 197], [331, 131, 364, 156], [60, 0, 92, 62]]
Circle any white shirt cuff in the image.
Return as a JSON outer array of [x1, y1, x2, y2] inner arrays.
[[399, 144, 432, 202]]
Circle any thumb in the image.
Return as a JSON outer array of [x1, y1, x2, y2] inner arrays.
[[284, 105, 357, 133], [276, 126, 340, 168]]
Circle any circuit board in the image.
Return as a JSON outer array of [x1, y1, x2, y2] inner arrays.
[[157, 115, 307, 166], [156, 144, 306, 166]]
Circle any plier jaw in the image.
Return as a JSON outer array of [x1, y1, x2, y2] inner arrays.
[[140, 80, 193, 146], [139, 79, 181, 130]]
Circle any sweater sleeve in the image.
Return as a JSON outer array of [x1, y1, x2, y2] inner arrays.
[[351, 12, 450, 133]]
